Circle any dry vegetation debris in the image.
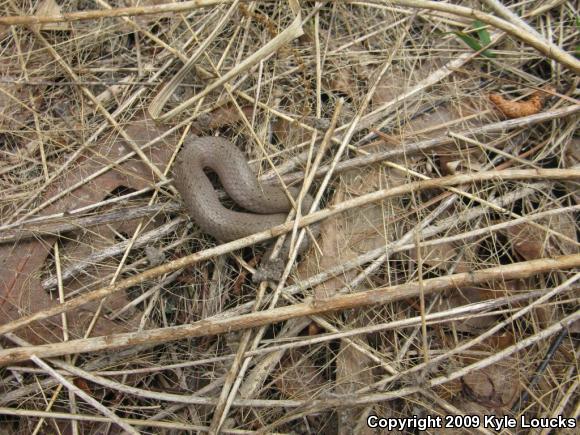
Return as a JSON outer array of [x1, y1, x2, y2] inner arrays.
[[0, 0, 579, 433]]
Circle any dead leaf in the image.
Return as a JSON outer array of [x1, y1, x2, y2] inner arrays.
[[325, 65, 357, 101], [489, 86, 554, 119], [271, 115, 310, 148], [507, 223, 545, 260], [34, 0, 70, 31], [0, 111, 180, 344], [461, 358, 521, 410], [432, 378, 463, 401], [296, 163, 405, 298], [506, 211, 578, 261]]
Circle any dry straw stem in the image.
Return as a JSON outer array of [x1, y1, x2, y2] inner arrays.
[[31, 196, 571, 374], [151, 11, 304, 121], [387, 0, 579, 73], [1, 0, 576, 71], [4, 33, 180, 225], [0, 0, 228, 25], [261, 288, 570, 363], [0, 202, 181, 244], [359, 272, 580, 393], [480, 0, 551, 42], [6, 44, 576, 226], [3, 106, 575, 243], [543, 377, 580, 431], [211, 28, 424, 414], [29, 29, 171, 189], [210, 76, 352, 429], [148, 0, 240, 120], [5, 4, 217, 224], [226, 185, 569, 322], [4, 6, 214, 225], [283, 104, 580, 184], [1, 254, 578, 365], [0, 408, 259, 434], [0, 167, 578, 337], [5, 333, 288, 408], [8, 285, 545, 378], [41, 217, 187, 290], [289, 98, 344, 252], [206, 99, 345, 432], [30, 356, 140, 434], [256, 309, 580, 431], [77, 285, 562, 378]]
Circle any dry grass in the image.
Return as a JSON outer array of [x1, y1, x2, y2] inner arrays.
[[0, 0, 579, 433]]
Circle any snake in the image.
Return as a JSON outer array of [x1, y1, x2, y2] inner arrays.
[[173, 136, 316, 280]]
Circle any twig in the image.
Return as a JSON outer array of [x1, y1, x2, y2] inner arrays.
[[257, 310, 580, 431], [148, 1, 239, 120], [0, 202, 180, 244], [357, 273, 580, 394], [1, 254, 578, 365], [511, 327, 570, 413], [30, 356, 140, 434], [81, 286, 566, 378], [1, 168, 578, 337], [281, 105, 580, 184], [0, 0, 231, 25], [41, 217, 187, 291], [388, 0, 580, 73], [211, 27, 403, 424], [0, 408, 258, 434], [153, 11, 305, 121]]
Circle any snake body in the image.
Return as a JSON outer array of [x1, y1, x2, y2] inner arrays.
[[173, 136, 314, 247]]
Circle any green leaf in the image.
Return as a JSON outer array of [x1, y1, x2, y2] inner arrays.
[[453, 31, 496, 58], [454, 32, 482, 51], [473, 20, 491, 45]]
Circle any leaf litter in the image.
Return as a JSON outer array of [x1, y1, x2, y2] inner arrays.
[[0, 1, 579, 433]]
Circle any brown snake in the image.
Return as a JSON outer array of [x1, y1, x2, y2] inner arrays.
[[173, 136, 316, 281]]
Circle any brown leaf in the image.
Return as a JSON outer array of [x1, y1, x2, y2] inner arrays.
[[0, 111, 179, 344], [506, 211, 578, 261], [324, 63, 358, 102], [489, 86, 554, 119], [296, 165, 404, 298], [461, 359, 521, 410], [271, 115, 310, 148], [432, 378, 463, 401], [507, 223, 544, 260], [34, 0, 70, 31]]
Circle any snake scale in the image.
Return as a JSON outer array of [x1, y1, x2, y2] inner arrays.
[[173, 136, 316, 281]]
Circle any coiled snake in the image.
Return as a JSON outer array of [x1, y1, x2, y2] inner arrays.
[[173, 136, 316, 281]]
